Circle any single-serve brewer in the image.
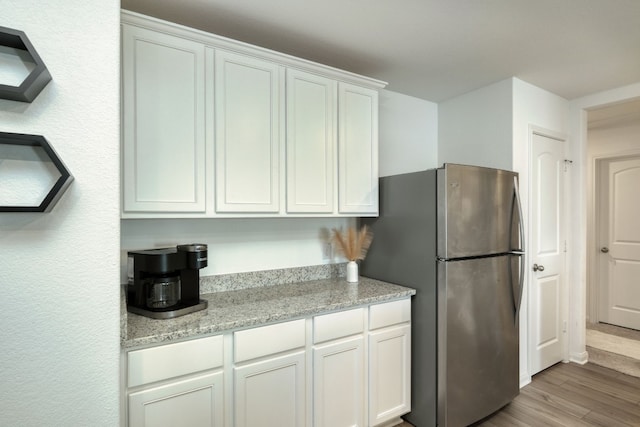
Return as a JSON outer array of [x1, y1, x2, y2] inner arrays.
[[127, 244, 208, 319]]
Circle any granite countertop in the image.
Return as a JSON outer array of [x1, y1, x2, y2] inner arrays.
[[122, 277, 415, 348]]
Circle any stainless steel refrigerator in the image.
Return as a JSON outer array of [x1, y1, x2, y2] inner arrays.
[[361, 163, 525, 427]]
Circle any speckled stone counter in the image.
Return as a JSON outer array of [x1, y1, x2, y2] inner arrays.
[[122, 276, 415, 348]]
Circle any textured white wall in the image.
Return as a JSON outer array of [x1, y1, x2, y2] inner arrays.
[[378, 89, 438, 176], [0, 1, 121, 426]]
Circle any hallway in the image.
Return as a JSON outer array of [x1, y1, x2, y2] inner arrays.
[[586, 322, 640, 378]]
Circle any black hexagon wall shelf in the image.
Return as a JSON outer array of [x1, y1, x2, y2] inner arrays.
[[0, 132, 73, 212], [0, 26, 52, 103]]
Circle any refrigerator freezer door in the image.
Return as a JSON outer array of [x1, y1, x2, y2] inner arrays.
[[437, 255, 519, 427], [438, 164, 521, 259]]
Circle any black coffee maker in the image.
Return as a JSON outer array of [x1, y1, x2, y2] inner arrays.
[[127, 243, 208, 319]]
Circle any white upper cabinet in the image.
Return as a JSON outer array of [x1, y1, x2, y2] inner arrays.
[[338, 83, 379, 215], [286, 69, 337, 213], [121, 24, 206, 214], [215, 50, 283, 213], [121, 11, 385, 218]]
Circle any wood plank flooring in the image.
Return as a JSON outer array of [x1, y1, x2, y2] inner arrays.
[[398, 361, 640, 427]]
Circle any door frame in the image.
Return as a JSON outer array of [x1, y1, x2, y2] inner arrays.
[[588, 149, 640, 324], [527, 125, 570, 374], [567, 86, 640, 368]]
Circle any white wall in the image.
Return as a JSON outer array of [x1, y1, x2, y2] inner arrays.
[[0, 1, 120, 426], [121, 217, 354, 280], [378, 89, 438, 176], [438, 78, 513, 170]]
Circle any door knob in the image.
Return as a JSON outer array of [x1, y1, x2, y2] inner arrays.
[[601, 247, 609, 253], [533, 263, 545, 272]]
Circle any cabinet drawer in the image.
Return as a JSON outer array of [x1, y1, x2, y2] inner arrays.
[[127, 335, 223, 387], [369, 299, 411, 330], [234, 319, 305, 363], [314, 308, 364, 344]]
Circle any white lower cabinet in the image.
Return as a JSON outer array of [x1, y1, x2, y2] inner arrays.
[[234, 350, 306, 427], [368, 301, 412, 426], [233, 318, 306, 427], [313, 336, 365, 427], [313, 307, 365, 427], [129, 371, 224, 427], [125, 299, 411, 427], [126, 335, 225, 427]]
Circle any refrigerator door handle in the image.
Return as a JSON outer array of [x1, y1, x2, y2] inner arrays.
[[513, 175, 525, 253], [513, 176, 525, 323], [513, 254, 525, 324]]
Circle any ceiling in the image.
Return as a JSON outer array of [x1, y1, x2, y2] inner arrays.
[[121, 0, 640, 103]]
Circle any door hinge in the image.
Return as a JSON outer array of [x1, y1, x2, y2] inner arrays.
[[564, 240, 567, 252], [564, 159, 573, 172], [563, 320, 567, 333]]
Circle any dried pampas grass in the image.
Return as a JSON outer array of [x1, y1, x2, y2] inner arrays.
[[332, 225, 373, 261]]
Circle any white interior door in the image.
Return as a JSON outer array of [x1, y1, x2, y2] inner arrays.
[[598, 155, 640, 330], [530, 132, 566, 374]]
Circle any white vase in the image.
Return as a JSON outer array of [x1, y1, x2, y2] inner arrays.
[[346, 261, 358, 283]]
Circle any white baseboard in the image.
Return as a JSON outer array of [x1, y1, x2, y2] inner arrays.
[[570, 350, 589, 365]]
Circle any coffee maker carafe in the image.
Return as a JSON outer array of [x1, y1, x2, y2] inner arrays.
[[127, 244, 208, 319]]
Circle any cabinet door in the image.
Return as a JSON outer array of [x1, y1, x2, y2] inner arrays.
[[234, 351, 306, 427], [369, 324, 411, 426], [338, 83, 379, 215], [286, 69, 336, 213], [215, 50, 283, 213], [122, 24, 206, 214], [128, 371, 223, 427], [313, 336, 364, 427]]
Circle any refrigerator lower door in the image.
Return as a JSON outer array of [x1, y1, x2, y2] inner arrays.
[[437, 255, 519, 427]]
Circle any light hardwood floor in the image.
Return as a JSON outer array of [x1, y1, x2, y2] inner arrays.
[[398, 361, 640, 426]]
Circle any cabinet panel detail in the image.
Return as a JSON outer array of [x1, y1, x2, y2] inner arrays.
[[215, 50, 282, 213], [128, 335, 223, 387], [369, 324, 411, 425], [313, 336, 365, 427], [338, 83, 378, 215], [314, 307, 364, 344], [122, 25, 206, 213], [128, 371, 224, 427], [234, 318, 305, 363], [369, 299, 411, 330], [234, 351, 306, 427], [286, 69, 336, 213]]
